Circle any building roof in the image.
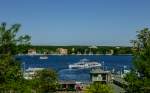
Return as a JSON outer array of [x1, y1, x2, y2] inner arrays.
[[90, 68, 110, 74], [59, 80, 76, 84]]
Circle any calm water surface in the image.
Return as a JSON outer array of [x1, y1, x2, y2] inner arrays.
[[17, 55, 132, 81]]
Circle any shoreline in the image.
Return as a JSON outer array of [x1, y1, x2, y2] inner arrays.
[[18, 54, 132, 56]]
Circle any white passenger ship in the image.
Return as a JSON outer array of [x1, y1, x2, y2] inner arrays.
[[69, 59, 101, 69]]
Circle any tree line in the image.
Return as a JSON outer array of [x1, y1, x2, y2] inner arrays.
[[29, 45, 132, 55]]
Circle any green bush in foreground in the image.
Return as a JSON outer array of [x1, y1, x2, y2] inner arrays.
[[85, 82, 113, 93], [30, 69, 58, 92]]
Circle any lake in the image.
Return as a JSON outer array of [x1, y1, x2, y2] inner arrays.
[[17, 55, 132, 81]]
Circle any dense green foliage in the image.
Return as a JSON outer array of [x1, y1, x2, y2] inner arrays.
[[85, 82, 113, 93], [125, 28, 150, 93], [30, 69, 58, 92], [0, 22, 31, 54], [0, 22, 29, 92], [0, 22, 58, 92], [0, 54, 25, 92]]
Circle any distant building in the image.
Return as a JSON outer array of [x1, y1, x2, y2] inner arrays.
[[57, 48, 68, 55], [28, 49, 37, 55], [110, 49, 114, 55], [72, 48, 75, 52], [90, 68, 112, 84], [89, 45, 98, 49], [58, 80, 76, 91], [58, 80, 85, 91], [89, 45, 97, 55], [106, 49, 114, 55], [77, 51, 82, 55], [71, 48, 75, 54]]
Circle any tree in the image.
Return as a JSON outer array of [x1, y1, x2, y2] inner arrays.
[[0, 22, 31, 92], [17, 35, 31, 54], [125, 28, 150, 93], [30, 69, 58, 92], [85, 82, 113, 93], [0, 22, 59, 93], [0, 22, 31, 54]]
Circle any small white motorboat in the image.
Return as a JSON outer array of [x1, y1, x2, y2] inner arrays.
[[39, 56, 48, 59]]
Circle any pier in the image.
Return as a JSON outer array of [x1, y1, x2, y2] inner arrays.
[[113, 75, 128, 88]]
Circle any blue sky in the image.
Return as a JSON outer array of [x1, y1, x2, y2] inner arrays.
[[0, 0, 150, 46]]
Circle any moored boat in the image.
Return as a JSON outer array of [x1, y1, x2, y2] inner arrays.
[[69, 58, 101, 69], [39, 56, 48, 59]]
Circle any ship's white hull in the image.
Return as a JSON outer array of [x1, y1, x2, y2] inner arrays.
[[69, 64, 101, 69], [69, 59, 101, 69]]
